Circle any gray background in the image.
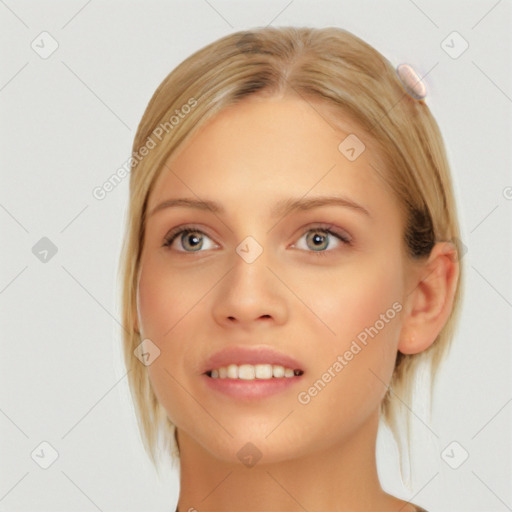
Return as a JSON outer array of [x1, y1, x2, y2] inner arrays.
[[1, 1, 511, 511]]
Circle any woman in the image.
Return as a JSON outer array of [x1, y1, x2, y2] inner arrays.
[[119, 26, 463, 512]]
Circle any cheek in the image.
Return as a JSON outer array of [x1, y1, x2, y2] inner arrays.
[[136, 268, 167, 338], [136, 261, 196, 426], [296, 253, 404, 402], [136, 255, 200, 338], [295, 253, 404, 345]]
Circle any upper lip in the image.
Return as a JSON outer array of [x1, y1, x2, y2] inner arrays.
[[202, 345, 304, 374]]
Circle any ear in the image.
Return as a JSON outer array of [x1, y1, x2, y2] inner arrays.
[[398, 241, 460, 355]]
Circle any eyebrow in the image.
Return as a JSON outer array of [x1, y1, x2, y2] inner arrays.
[[148, 195, 371, 219]]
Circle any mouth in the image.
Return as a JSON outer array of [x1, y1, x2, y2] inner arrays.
[[205, 364, 304, 380], [201, 345, 305, 399]]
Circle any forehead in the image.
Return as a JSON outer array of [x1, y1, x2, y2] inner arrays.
[[147, 95, 392, 218]]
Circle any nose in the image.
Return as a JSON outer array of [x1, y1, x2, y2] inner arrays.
[[211, 245, 288, 328]]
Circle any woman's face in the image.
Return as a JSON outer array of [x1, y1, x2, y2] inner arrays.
[[136, 94, 413, 464]]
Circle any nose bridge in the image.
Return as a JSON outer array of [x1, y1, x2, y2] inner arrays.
[[229, 233, 272, 295], [235, 234, 266, 266], [211, 232, 287, 324]]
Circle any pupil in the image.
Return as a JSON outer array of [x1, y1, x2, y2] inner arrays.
[[185, 232, 202, 250], [309, 231, 327, 250]]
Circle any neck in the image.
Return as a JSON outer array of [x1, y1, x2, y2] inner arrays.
[[175, 410, 403, 512]]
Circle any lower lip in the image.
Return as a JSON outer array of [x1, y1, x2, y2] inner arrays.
[[202, 374, 304, 400]]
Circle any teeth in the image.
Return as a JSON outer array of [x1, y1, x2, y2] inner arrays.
[[208, 364, 303, 380], [255, 364, 272, 379], [227, 364, 238, 379], [238, 364, 255, 380], [272, 365, 284, 378]]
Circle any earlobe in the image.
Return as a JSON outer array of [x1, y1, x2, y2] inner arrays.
[[398, 241, 460, 355]]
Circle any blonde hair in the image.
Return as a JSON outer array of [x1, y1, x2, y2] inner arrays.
[[118, 26, 464, 478]]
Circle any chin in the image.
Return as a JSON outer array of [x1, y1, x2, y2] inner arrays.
[[195, 427, 311, 467]]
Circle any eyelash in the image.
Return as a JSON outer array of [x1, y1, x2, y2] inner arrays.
[[162, 224, 352, 257]]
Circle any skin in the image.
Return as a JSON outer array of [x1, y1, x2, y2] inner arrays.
[[134, 94, 459, 512]]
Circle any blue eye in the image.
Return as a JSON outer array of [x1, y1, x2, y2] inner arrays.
[[162, 224, 352, 255]]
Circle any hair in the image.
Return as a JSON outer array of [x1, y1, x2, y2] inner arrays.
[[118, 25, 464, 480]]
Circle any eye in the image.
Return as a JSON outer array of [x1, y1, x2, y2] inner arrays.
[[162, 223, 352, 255], [291, 224, 352, 256], [162, 226, 217, 253]]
